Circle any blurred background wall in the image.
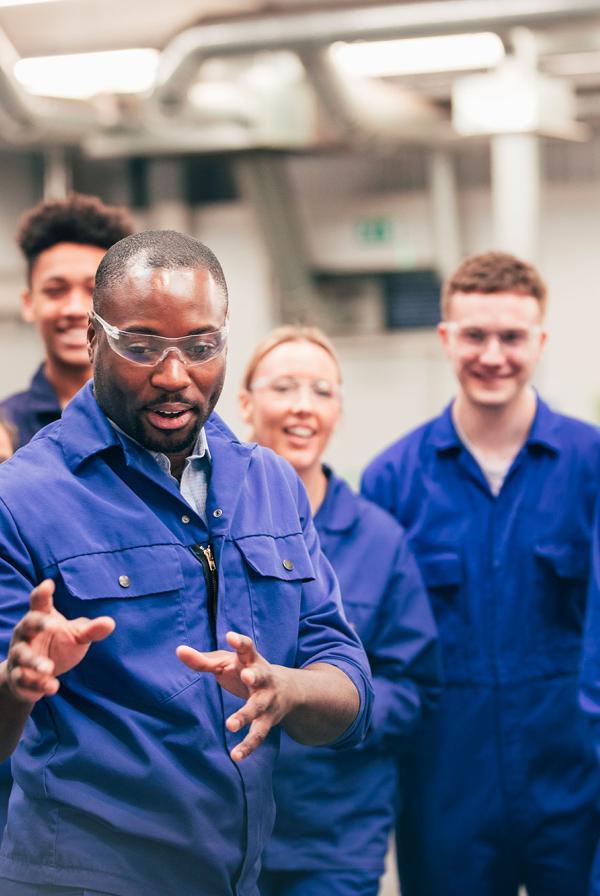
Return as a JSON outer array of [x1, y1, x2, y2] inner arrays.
[[2, 0, 600, 484]]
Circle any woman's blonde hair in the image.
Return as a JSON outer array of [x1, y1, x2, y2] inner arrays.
[[241, 325, 342, 391]]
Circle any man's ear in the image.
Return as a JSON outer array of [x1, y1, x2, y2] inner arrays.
[[87, 318, 96, 363], [437, 320, 449, 347], [21, 289, 35, 324]]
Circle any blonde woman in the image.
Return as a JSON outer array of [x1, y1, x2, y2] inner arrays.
[[240, 325, 440, 896]]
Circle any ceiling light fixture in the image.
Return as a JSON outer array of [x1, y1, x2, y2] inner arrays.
[[0, 0, 59, 7], [330, 32, 505, 78], [14, 48, 160, 100]]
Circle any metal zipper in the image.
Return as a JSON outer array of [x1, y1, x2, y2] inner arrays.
[[189, 543, 218, 636]]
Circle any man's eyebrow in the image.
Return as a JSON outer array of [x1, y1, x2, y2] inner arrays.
[[119, 325, 223, 336], [42, 275, 95, 285]]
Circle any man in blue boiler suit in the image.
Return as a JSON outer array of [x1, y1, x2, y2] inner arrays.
[[362, 251, 600, 896], [0, 230, 373, 896]]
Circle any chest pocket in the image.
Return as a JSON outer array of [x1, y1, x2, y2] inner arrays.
[[534, 541, 590, 581], [233, 533, 315, 665], [534, 540, 590, 633], [416, 549, 463, 591], [56, 544, 202, 707]]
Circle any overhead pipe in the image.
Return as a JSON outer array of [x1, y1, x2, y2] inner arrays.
[[297, 45, 449, 149], [154, 0, 600, 106]]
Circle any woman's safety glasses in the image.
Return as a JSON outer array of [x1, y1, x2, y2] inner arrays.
[[249, 375, 341, 404], [91, 311, 228, 368]]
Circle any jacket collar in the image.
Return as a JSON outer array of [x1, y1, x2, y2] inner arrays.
[[60, 384, 254, 537], [429, 395, 561, 455], [28, 363, 61, 414], [315, 465, 359, 533]]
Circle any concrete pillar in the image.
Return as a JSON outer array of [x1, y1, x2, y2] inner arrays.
[[235, 155, 318, 323], [146, 158, 192, 232], [427, 149, 462, 278], [491, 133, 540, 262], [43, 147, 70, 200]]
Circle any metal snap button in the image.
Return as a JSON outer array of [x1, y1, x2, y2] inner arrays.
[[282, 559, 294, 571], [181, 515, 191, 524], [213, 508, 223, 518], [118, 575, 130, 588]]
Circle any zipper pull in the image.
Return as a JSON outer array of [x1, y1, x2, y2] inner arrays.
[[202, 544, 216, 573]]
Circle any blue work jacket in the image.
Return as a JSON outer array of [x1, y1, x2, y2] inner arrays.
[[263, 469, 440, 874], [362, 398, 600, 891], [0, 363, 61, 449], [0, 382, 372, 896]]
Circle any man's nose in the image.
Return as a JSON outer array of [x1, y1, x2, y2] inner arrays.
[[149, 350, 192, 391], [479, 335, 504, 364], [63, 287, 92, 318]]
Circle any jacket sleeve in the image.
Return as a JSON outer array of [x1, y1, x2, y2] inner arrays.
[[359, 532, 442, 751], [0, 495, 38, 663], [579, 503, 600, 752], [293, 480, 374, 750]]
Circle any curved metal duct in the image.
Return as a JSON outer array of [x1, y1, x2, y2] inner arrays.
[[154, 0, 600, 106]]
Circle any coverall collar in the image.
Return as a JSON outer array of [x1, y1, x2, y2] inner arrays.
[[60, 380, 254, 535], [28, 363, 61, 414], [316, 465, 359, 534], [429, 395, 561, 455]]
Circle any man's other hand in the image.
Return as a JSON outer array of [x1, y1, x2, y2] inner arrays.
[[3, 578, 115, 704]]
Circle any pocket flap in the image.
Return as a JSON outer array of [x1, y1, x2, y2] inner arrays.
[[534, 542, 589, 580], [58, 544, 184, 600], [416, 550, 463, 588], [234, 533, 315, 582]]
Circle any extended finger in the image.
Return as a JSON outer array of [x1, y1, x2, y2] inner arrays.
[[8, 666, 59, 701], [240, 663, 269, 690], [176, 645, 237, 672], [230, 717, 272, 762], [29, 579, 56, 614], [8, 642, 54, 675], [12, 611, 54, 644], [226, 631, 258, 666], [226, 689, 273, 733]]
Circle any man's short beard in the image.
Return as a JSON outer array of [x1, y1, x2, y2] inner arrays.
[[132, 419, 201, 456]]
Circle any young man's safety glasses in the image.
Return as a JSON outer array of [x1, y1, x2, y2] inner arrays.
[[90, 311, 228, 368]]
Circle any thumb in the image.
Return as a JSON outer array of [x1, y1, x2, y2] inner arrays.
[[71, 616, 116, 645], [29, 578, 56, 615]]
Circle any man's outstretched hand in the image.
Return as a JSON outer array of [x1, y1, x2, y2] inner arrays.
[[177, 632, 359, 763], [177, 632, 303, 763], [2, 578, 115, 704]]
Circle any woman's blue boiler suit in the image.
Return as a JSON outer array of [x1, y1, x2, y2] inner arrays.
[[260, 468, 441, 896]]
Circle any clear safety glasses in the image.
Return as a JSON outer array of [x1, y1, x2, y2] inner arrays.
[[91, 311, 228, 367], [443, 321, 542, 355], [249, 375, 342, 404]]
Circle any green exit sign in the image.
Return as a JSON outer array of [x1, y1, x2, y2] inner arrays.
[[355, 216, 394, 245]]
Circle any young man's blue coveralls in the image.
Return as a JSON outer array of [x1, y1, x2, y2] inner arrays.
[[0, 362, 61, 449], [260, 468, 440, 896], [0, 382, 373, 896], [362, 398, 600, 896]]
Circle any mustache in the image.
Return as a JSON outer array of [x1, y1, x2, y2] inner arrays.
[[144, 394, 198, 411]]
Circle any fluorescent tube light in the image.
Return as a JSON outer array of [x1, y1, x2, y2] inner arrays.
[[14, 48, 160, 99], [0, 0, 59, 6], [330, 32, 505, 78]]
